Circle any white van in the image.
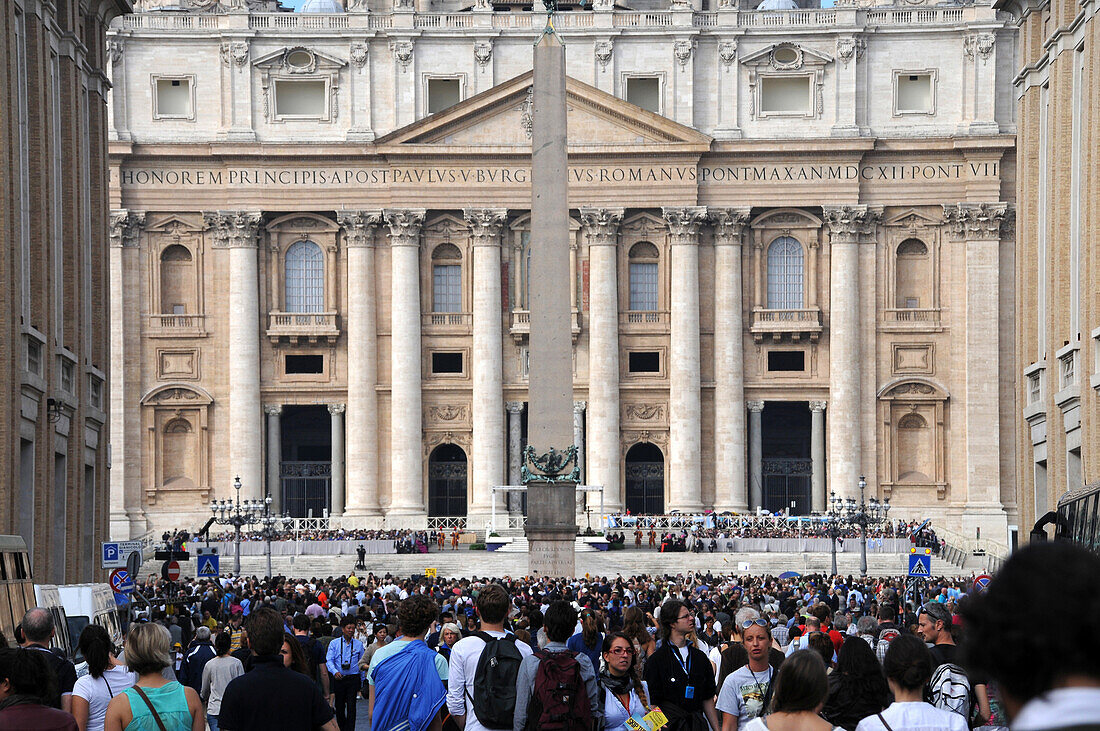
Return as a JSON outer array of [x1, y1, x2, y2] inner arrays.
[[57, 583, 126, 677], [32, 584, 75, 663]]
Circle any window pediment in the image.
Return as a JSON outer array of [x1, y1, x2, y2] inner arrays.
[[252, 47, 348, 74], [884, 208, 941, 229], [740, 43, 834, 70]]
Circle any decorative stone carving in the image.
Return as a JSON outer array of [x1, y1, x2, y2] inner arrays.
[[473, 41, 493, 68], [390, 40, 414, 71], [770, 43, 803, 70], [382, 209, 425, 247], [836, 37, 864, 67], [203, 211, 263, 249], [520, 87, 534, 140], [328, 403, 346, 415], [942, 202, 1008, 240], [674, 40, 695, 68], [428, 405, 467, 422], [506, 401, 525, 414], [964, 33, 996, 62], [624, 403, 665, 421], [809, 400, 828, 412], [463, 209, 508, 246], [718, 42, 737, 67], [107, 40, 123, 63], [337, 210, 383, 248], [349, 43, 369, 68], [662, 207, 708, 245], [573, 401, 587, 413], [424, 430, 471, 452], [579, 207, 624, 246], [594, 41, 614, 71], [823, 205, 880, 242], [220, 41, 250, 69], [746, 400, 765, 412], [621, 430, 669, 448], [263, 404, 283, 416], [709, 208, 751, 245], [109, 210, 146, 248]]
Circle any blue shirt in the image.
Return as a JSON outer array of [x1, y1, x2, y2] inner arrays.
[[326, 635, 365, 677]]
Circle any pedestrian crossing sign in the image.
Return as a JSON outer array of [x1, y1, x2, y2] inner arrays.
[[197, 553, 219, 578], [908, 553, 931, 577]]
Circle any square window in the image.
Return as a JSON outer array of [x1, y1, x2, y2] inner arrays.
[[432, 352, 464, 374], [767, 350, 805, 372], [895, 72, 935, 114], [625, 77, 661, 114], [427, 78, 461, 115], [285, 354, 324, 374], [759, 76, 812, 115], [172, 304, 186, 315], [904, 297, 920, 309], [274, 79, 327, 118], [628, 351, 660, 373], [154, 77, 192, 118]]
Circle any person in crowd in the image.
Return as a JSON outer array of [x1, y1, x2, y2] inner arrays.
[[280, 632, 310, 676], [961, 541, 1100, 731], [72, 624, 137, 731], [621, 606, 656, 671], [513, 600, 602, 731], [566, 608, 605, 672], [435, 622, 462, 663], [368, 594, 449, 731], [291, 614, 329, 699], [915, 602, 957, 668], [104, 623, 204, 731], [718, 618, 777, 730], [600, 632, 651, 731], [821, 632, 891, 731], [743, 649, 839, 731], [645, 600, 719, 731], [360, 623, 390, 675], [717, 608, 785, 692], [20, 607, 78, 711], [325, 615, 366, 731], [217, 608, 336, 731], [178, 627, 216, 694], [0, 646, 78, 730], [854, 634, 966, 731], [200, 632, 243, 731]]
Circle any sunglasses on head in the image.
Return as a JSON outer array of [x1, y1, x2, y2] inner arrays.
[[741, 618, 769, 629]]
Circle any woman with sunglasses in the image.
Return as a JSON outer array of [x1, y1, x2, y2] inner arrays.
[[717, 619, 776, 730], [601, 633, 650, 731]]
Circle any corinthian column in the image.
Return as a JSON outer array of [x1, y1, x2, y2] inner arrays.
[[506, 402, 524, 513], [108, 210, 145, 538], [809, 400, 827, 513], [337, 210, 383, 520], [384, 209, 426, 521], [663, 206, 708, 512], [710, 208, 751, 513], [265, 405, 282, 514], [822, 206, 877, 500], [465, 208, 508, 517], [329, 403, 346, 516], [580, 208, 624, 511], [205, 211, 264, 500], [574, 400, 587, 513]]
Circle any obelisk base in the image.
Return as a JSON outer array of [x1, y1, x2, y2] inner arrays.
[[527, 481, 577, 578]]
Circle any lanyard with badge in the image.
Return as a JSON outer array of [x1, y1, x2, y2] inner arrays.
[[672, 646, 694, 699], [341, 638, 354, 671]]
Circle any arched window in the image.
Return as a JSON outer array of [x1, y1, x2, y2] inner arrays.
[[284, 240, 324, 313], [767, 236, 804, 309], [432, 243, 462, 313], [628, 241, 659, 311], [895, 238, 930, 309], [159, 244, 194, 314]]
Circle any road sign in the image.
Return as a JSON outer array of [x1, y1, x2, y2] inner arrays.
[[424, 568, 437, 578], [908, 553, 932, 577], [973, 574, 992, 592], [109, 568, 134, 594], [103, 540, 144, 569], [162, 560, 181, 582], [196, 553, 220, 578]]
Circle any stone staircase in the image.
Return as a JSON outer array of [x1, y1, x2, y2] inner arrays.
[[496, 536, 599, 553]]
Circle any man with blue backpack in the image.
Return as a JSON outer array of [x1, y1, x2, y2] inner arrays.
[[369, 594, 449, 731]]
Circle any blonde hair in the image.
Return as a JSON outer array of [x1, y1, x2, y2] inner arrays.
[[124, 623, 173, 675]]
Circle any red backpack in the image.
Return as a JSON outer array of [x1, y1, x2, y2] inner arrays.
[[523, 650, 593, 731]]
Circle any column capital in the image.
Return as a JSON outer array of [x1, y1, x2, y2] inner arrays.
[[573, 400, 587, 413], [578, 207, 624, 247], [109, 209, 145, 248], [662, 206, 708, 245], [823, 205, 880, 243], [747, 400, 765, 412], [809, 400, 828, 412], [709, 207, 752, 246], [204, 210, 264, 249], [328, 403, 346, 415], [463, 208, 509, 247], [382, 209, 426, 247], [263, 404, 283, 417], [941, 202, 1009, 241], [337, 210, 384, 248], [506, 401, 525, 414]]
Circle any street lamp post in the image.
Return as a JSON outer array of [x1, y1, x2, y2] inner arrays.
[[827, 476, 891, 577], [826, 491, 844, 578], [210, 476, 264, 576]]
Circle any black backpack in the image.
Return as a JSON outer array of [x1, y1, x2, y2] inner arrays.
[[466, 631, 524, 729]]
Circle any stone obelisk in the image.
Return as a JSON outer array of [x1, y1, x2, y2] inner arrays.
[[525, 21, 577, 578]]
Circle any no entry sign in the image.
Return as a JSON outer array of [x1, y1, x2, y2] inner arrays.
[[162, 560, 181, 582]]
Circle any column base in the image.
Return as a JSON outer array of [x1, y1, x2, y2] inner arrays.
[[332, 514, 385, 530], [382, 509, 428, 530]]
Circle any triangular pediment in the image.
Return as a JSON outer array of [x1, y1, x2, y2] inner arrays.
[[884, 208, 942, 228], [146, 215, 204, 234], [740, 42, 834, 68], [253, 46, 348, 72], [375, 71, 712, 151]]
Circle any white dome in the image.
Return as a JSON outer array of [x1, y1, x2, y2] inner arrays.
[[299, 0, 344, 12], [756, 0, 798, 8]]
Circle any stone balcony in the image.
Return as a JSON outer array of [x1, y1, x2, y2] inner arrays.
[[750, 307, 822, 343], [145, 313, 207, 338], [265, 311, 340, 345], [510, 309, 581, 343], [422, 312, 472, 336], [880, 307, 943, 332], [619, 310, 670, 335]]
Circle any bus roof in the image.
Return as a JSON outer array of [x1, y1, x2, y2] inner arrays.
[[0, 535, 29, 553]]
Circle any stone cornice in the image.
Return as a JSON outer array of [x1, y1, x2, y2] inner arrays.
[[578, 207, 624, 247], [337, 209, 384, 248], [203, 210, 263, 249], [662, 206, 708, 245], [463, 208, 508, 247], [823, 205, 880, 242], [709, 207, 752, 246], [382, 209, 426, 248], [942, 202, 1008, 240], [109, 209, 145, 248]]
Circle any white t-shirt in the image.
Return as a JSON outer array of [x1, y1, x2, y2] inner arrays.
[[716, 664, 775, 730], [445, 630, 533, 731], [854, 701, 968, 731], [744, 718, 843, 731], [72, 665, 137, 731]]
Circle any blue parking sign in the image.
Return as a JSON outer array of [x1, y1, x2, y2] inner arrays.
[[103, 542, 120, 568]]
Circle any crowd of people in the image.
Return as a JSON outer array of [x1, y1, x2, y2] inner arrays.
[[206, 528, 434, 544], [1, 541, 1096, 731]]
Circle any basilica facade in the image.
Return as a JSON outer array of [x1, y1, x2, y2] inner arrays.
[[107, 0, 1019, 545]]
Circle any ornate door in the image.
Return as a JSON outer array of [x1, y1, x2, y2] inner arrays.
[[280, 462, 331, 518], [763, 458, 813, 515], [428, 444, 468, 517], [625, 443, 665, 515]]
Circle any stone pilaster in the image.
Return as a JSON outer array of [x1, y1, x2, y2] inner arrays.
[[205, 211, 264, 500], [506, 402, 525, 512], [337, 210, 383, 520], [663, 206, 708, 511], [464, 208, 508, 516], [710, 208, 751, 512], [580, 207, 624, 511], [383, 209, 426, 521], [809, 400, 827, 513], [109, 210, 145, 538], [329, 403, 346, 517], [264, 405, 283, 514], [573, 400, 587, 513], [747, 401, 764, 510]]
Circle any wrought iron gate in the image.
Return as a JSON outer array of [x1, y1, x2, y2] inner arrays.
[[625, 461, 665, 515], [281, 461, 331, 518], [428, 451, 468, 517], [763, 458, 812, 515]]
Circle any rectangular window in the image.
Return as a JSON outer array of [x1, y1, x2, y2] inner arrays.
[[1060, 353, 1075, 388], [628, 351, 660, 373], [274, 79, 326, 118], [625, 77, 660, 114], [172, 304, 186, 315], [904, 297, 920, 309], [154, 77, 193, 118], [1067, 447, 1083, 493], [432, 351, 464, 374], [895, 72, 934, 114], [60, 359, 75, 394], [759, 76, 811, 114], [628, 262, 658, 311], [432, 264, 461, 313], [52, 453, 67, 582], [427, 78, 461, 114], [88, 376, 103, 410], [285, 354, 324, 374], [26, 337, 42, 376], [767, 351, 805, 372], [1028, 373, 1041, 404]]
